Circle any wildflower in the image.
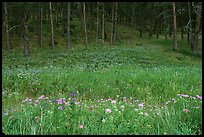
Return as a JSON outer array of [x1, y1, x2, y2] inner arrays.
[[106, 109, 112, 113], [9, 116, 13, 120], [123, 97, 126, 100], [196, 95, 202, 100], [195, 106, 200, 109], [38, 95, 45, 99], [134, 108, 138, 111], [181, 94, 189, 98], [123, 99, 127, 102], [138, 104, 143, 108], [102, 119, 106, 123], [130, 97, 133, 100], [58, 106, 64, 110], [183, 109, 190, 113], [65, 102, 70, 106], [34, 100, 39, 103], [79, 124, 84, 129], [120, 105, 125, 109], [111, 100, 116, 104], [70, 92, 73, 97]]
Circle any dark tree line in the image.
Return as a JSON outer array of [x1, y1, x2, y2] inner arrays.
[[2, 2, 202, 56]]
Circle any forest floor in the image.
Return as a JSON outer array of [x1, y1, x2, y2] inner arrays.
[[2, 36, 202, 135]]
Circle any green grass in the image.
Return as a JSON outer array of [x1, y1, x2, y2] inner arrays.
[[2, 25, 202, 135]]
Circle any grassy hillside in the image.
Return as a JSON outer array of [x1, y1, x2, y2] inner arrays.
[[2, 23, 202, 135]]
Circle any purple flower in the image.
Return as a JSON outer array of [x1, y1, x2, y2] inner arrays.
[[58, 106, 64, 110], [65, 102, 70, 106], [120, 105, 125, 109], [106, 109, 112, 113], [70, 92, 73, 97], [196, 95, 202, 100]]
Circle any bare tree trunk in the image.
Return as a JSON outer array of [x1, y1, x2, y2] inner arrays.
[[113, 2, 117, 41], [37, 2, 43, 46], [102, 2, 105, 45], [187, 2, 193, 47], [110, 2, 114, 45], [4, 2, 11, 52], [172, 2, 177, 50], [192, 11, 201, 55], [67, 2, 71, 49], [96, 2, 99, 46], [83, 2, 88, 47], [49, 2, 55, 48], [23, 10, 29, 56]]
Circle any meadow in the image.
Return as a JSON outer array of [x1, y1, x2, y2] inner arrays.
[[2, 33, 202, 134]]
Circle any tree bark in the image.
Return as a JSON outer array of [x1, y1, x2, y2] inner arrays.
[[102, 2, 105, 45], [49, 2, 55, 48], [113, 2, 117, 41], [96, 2, 99, 46], [4, 2, 11, 52], [37, 2, 43, 47], [83, 2, 88, 47], [67, 2, 71, 49], [192, 11, 201, 55], [23, 9, 29, 56], [172, 2, 177, 50], [187, 2, 193, 47], [110, 2, 114, 45]]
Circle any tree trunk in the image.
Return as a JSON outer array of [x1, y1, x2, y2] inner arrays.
[[23, 9, 29, 56], [83, 2, 88, 47], [4, 2, 11, 52], [192, 11, 201, 55], [37, 2, 43, 46], [67, 2, 71, 49], [102, 2, 105, 45], [113, 2, 117, 41], [96, 2, 99, 46], [49, 2, 55, 48], [172, 2, 177, 50], [187, 2, 193, 47], [110, 2, 114, 45]]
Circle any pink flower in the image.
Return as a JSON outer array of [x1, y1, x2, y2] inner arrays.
[[34, 100, 39, 103], [79, 124, 84, 129], [123, 99, 127, 102], [183, 109, 190, 113], [38, 95, 45, 99], [120, 105, 125, 109], [138, 104, 143, 108], [106, 109, 112, 113], [196, 95, 202, 100], [111, 100, 116, 104], [130, 97, 133, 100]]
